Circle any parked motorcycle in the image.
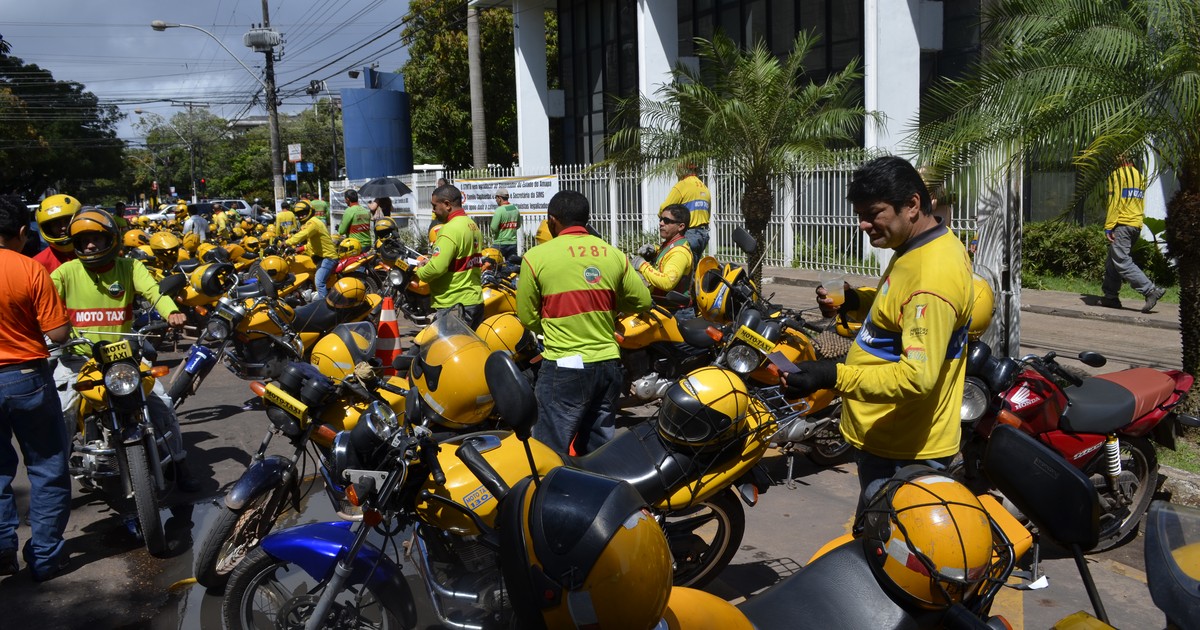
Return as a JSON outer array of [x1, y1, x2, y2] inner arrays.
[[955, 340, 1196, 551], [192, 322, 410, 591], [377, 237, 435, 325], [59, 321, 178, 556]]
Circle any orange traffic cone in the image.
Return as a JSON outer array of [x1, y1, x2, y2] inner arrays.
[[376, 296, 403, 375]]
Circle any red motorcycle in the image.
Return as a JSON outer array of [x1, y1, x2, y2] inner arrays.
[[955, 340, 1198, 551]]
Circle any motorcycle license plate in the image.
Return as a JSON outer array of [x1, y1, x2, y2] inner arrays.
[[98, 340, 134, 363], [733, 325, 775, 354], [264, 383, 308, 420], [394, 259, 409, 271]]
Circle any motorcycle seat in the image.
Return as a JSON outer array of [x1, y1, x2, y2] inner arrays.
[[568, 421, 726, 506], [737, 540, 927, 630], [1062, 368, 1177, 434], [291, 299, 374, 334], [678, 317, 717, 349], [232, 282, 264, 300]]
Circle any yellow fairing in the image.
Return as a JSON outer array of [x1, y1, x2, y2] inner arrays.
[[408, 278, 431, 296], [1052, 611, 1118, 630], [415, 432, 563, 535], [749, 332, 837, 416], [618, 310, 684, 349], [481, 285, 517, 318], [662, 587, 754, 630], [76, 361, 158, 416], [239, 299, 295, 336], [651, 398, 774, 510], [177, 285, 218, 308], [312, 376, 408, 448]]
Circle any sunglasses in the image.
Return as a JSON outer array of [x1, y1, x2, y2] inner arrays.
[[659, 217, 684, 225]]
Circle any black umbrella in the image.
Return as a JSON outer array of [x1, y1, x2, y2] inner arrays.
[[357, 177, 413, 199]]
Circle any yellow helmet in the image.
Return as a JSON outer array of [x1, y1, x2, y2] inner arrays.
[[310, 322, 377, 382], [428, 221, 443, 244], [241, 235, 260, 253], [969, 269, 997, 341], [693, 259, 753, 324], [505, 468, 672, 630], [240, 219, 253, 232], [293, 200, 314, 221], [476, 313, 538, 364], [37, 194, 83, 253], [480, 247, 503, 270], [337, 239, 363, 258], [68, 208, 121, 269], [196, 243, 216, 260], [182, 231, 201, 253], [188, 262, 236, 298], [326, 276, 369, 309], [410, 314, 494, 429], [860, 471, 1004, 610], [534, 218, 552, 244], [123, 229, 150, 249], [657, 367, 751, 453], [175, 201, 188, 218], [260, 255, 289, 283], [136, 244, 155, 259], [374, 217, 397, 240], [149, 231, 182, 261], [232, 227, 246, 238]]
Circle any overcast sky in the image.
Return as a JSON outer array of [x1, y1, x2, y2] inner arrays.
[[3, 0, 412, 141]]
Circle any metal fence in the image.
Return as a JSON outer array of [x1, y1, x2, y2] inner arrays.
[[325, 162, 982, 274]]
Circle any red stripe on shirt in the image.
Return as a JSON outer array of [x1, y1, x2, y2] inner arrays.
[[349, 224, 370, 233], [542, 289, 615, 318], [451, 255, 483, 271]]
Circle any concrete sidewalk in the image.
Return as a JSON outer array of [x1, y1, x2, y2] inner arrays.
[[763, 266, 1180, 331]]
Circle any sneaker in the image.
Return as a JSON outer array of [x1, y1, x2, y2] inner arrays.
[[29, 555, 70, 582], [1098, 296, 1123, 309], [0, 548, 18, 576], [1142, 287, 1167, 313]]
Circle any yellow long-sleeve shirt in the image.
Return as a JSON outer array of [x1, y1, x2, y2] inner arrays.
[[1105, 164, 1146, 230], [659, 175, 712, 227], [286, 217, 336, 259], [637, 236, 693, 296], [836, 227, 973, 460]]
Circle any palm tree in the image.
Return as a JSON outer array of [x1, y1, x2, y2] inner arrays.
[[606, 32, 870, 277], [910, 0, 1200, 397]]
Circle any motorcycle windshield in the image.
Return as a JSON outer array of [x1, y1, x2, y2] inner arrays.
[[328, 321, 379, 365], [417, 311, 489, 366]]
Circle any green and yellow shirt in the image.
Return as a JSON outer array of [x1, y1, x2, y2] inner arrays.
[[414, 209, 484, 309]]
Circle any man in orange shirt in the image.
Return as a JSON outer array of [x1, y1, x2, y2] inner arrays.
[[0, 194, 72, 581]]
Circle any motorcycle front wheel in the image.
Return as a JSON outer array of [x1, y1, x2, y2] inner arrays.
[[1092, 436, 1158, 552], [222, 546, 401, 630], [126, 442, 166, 556], [193, 488, 288, 592], [662, 489, 745, 588]]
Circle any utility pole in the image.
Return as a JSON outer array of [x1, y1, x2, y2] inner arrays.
[[467, 6, 487, 170], [259, 0, 285, 209], [187, 104, 197, 203]]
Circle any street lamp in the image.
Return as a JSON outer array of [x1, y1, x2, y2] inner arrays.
[[150, 19, 285, 209]]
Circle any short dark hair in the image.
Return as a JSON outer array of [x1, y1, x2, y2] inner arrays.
[[432, 184, 463, 205], [662, 203, 689, 227], [846, 156, 932, 215], [344, 189, 358, 203], [0, 194, 30, 239], [547, 190, 589, 227]]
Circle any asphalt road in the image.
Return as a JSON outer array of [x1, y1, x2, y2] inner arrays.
[[0, 297, 1184, 628]]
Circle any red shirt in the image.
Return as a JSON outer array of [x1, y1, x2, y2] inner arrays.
[[32, 246, 75, 274]]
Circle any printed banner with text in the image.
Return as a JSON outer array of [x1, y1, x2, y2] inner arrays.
[[456, 175, 559, 217]]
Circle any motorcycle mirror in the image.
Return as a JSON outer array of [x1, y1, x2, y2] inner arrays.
[[1077, 351, 1107, 368], [255, 264, 277, 300], [732, 227, 757, 254], [663, 291, 690, 307], [965, 341, 993, 376], [158, 273, 187, 296], [484, 351, 536, 440]]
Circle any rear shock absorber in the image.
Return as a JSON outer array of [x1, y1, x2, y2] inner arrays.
[[1104, 435, 1124, 497]]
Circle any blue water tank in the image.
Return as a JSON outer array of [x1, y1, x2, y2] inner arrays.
[[340, 83, 413, 179]]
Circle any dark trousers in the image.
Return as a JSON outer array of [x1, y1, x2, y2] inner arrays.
[[435, 303, 484, 329], [532, 359, 623, 456], [852, 447, 955, 520]]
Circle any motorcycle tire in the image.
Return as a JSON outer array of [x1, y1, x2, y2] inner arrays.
[[1092, 436, 1159, 553], [193, 489, 286, 593], [223, 546, 401, 630], [345, 272, 381, 296], [662, 489, 745, 588], [806, 411, 852, 466], [126, 442, 166, 556]]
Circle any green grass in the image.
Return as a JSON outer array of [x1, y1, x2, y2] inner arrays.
[[1159, 429, 1200, 474], [1023, 274, 1178, 304]]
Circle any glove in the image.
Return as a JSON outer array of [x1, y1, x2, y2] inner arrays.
[[631, 255, 649, 270], [637, 243, 657, 259], [782, 360, 839, 398]]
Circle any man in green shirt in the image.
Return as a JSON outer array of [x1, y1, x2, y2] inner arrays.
[[308, 192, 330, 225], [490, 187, 521, 260], [338, 189, 372, 250], [415, 184, 485, 326]]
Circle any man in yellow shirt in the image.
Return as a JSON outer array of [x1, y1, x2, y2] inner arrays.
[[660, 163, 712, 259], [285, 200, 337, 298], [633, 203, 693, 313], [1100, 156, 1165, 313], [782, 156, 973, 517]]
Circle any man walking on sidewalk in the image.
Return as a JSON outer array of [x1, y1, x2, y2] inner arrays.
[[1100, 156, 1166, 313]]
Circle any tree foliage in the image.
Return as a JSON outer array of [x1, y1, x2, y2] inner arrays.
[[909, 0, 1200, 388], [606, 33, 870, 278], [0, 52, 124, 199], [401, 2, 557, 168]]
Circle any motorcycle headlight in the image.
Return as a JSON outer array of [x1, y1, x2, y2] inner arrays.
[[206, 318, 231, 341], [363, 401, 400, 440], [388, 269, 406, 287], [104, 362, 142, 397], [331, 430, 359, 482], [961, 377, 990, 424], [726, 344, 762, 375]]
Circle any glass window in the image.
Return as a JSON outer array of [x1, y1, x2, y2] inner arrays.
[[718, 4, 742, 45], [747, 0, 767, 46], [770, 0, 796, 56]]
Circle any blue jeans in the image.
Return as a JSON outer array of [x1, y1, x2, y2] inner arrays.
[[533, 359, 623, 455], [684, 226, 710, 260], [314, 257, 337, 299], [0, 361, 71, 575], [496, 244, 518, 262], [1102, 224, 1157, 298], [853, 447, 955, 520]]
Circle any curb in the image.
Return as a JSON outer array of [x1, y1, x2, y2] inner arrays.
[[1163, 465, 1200, 509], [765, 275, 1178, 332]]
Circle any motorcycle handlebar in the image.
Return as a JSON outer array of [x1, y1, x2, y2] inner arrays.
[[422, 438, 447, 486], [455, 439, 508, 500]]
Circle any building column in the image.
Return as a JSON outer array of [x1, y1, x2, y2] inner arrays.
[[514, 0, 551, 174], [637, 0, 678, 226]]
